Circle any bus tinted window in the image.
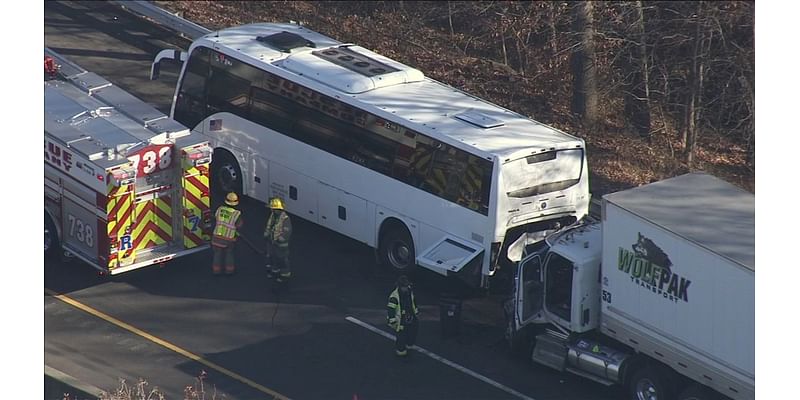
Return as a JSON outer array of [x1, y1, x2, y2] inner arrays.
[[174, 46, 211, 128], [178, 46, 492, 215]]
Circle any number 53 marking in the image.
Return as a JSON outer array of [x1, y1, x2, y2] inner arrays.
[[602, 290, 612, 304]]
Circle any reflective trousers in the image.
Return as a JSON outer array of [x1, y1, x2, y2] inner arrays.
[[212, 241, 236, 274], [395, 320, 418, 355], [267, 243, 291, 278]]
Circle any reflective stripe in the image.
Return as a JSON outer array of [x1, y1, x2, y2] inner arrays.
[[388, 289, 418, 322], [214, 207, 241, 239]]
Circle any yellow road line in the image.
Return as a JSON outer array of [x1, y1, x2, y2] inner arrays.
[[45, 288, 290, 400]]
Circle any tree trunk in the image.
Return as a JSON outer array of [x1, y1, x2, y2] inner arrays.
[[571, 1, 598, 128], [684, 1, 708, 167], [447, 1, 455, 37], [624, 0, 651, 138]]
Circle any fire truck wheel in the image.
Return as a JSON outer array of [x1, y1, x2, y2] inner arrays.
[[45, 212, 60, 260], [210, 150, 242, 204]]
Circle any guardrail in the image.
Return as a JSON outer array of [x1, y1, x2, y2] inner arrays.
[[110, 0, 211, 40]]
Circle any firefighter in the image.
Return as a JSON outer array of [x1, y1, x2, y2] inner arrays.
[[211, 192, 243, 276], [387, 275, 419, 357], [264, 196, 293, 283]]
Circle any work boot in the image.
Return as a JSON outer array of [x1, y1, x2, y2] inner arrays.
[[276, 272, 291, 283]]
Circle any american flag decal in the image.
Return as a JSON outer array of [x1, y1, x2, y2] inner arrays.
[[209, 119, 222, 131]]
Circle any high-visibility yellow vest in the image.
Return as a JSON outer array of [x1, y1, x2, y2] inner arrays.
[[265, 210, 291, 247], [213, 206, 241, 240], [387, 288, 418, 330]]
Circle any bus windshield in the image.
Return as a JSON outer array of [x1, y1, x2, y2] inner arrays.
[[503, 149, 583, 198]]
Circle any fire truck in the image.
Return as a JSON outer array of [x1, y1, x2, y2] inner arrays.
[[44, 48, 213, 274]]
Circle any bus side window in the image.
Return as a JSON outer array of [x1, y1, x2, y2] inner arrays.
[[174, 46, 211, 128], [458, 155, 491, 214], [250, 87, 295, 133], [206, 67, 251, 118]]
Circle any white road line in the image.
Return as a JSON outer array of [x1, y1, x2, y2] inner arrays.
[[345, 316, 536, 400]]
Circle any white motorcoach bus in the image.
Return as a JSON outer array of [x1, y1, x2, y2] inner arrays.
[[154, 23, 589, 287]]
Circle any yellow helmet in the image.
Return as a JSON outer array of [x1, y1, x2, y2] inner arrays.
[[225, 192, 239, 206], [268, 197, 285, 210]]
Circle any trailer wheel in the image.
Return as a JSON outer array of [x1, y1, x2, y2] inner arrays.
[[677, 384, 720, 400], [378, 222, 415, 273], [210, 149, 242, 205], [628, 364, 675, 400], [45, 212, 60, 261]]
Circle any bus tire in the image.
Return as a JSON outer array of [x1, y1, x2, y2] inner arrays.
[[378, 222, 415, 273], [45, 211, 60, 261], [627, 364, 675, 400], [210, 149, 242, 204]]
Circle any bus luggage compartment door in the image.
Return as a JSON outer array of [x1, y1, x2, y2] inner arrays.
[[417, 235, 483, 276]]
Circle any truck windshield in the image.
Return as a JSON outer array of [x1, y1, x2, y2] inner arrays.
[[503, 149, 583, 198], [545, 253, 574, 322]]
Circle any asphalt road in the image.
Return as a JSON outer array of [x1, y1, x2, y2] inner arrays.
[[44, 2, 623, 399]]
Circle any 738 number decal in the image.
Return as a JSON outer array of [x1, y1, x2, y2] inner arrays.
[[67, 214, 94, 248], [128, 144, 173, 175]]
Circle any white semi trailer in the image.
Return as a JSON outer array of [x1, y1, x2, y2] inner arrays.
[[505, 172, 754, 400]]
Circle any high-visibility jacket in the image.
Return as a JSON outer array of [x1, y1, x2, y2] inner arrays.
[[387, 288, 418, 331], [264, 210, 292, 248], [213, 206, 242, 241]]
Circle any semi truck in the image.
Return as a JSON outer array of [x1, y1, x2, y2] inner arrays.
[[504, 172, 754, 400]]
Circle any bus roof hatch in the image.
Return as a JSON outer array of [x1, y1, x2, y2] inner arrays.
[[257, 31, 315, 52]]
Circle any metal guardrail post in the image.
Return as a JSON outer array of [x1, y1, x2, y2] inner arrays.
[[110, 0, 212, 40]]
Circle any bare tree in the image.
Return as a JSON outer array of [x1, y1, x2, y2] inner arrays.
[[683, 1, 712, 166], [571, 1, 599, 128], [623, 0, 651, 138]]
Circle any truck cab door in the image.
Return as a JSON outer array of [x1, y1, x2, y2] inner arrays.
[[514, 253, 545, 328]]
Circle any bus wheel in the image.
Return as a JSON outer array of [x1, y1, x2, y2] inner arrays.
[[211, 150, 242, 202], [45, 212, 60, 261], [379, 224, 415, 273]]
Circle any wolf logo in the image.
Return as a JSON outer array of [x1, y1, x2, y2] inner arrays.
[[632, 233, 673, 272]]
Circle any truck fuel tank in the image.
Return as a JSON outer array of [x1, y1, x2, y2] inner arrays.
[[567, 338, 630, 384]]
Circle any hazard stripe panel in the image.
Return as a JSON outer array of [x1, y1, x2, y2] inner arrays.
[[106, 180, 134, 270], [133, 197, 173, 250], [181, 162, 210, 249]]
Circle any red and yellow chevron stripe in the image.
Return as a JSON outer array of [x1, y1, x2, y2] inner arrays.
[[132, 195, 174, 250], [181, 162, 210, 249], [106, 178, 134, 270]]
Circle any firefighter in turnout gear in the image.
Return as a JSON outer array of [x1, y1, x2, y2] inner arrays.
[[211, 192, 243, 275], [264, 196, 293, 283], [387, 275, 419, 357]]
